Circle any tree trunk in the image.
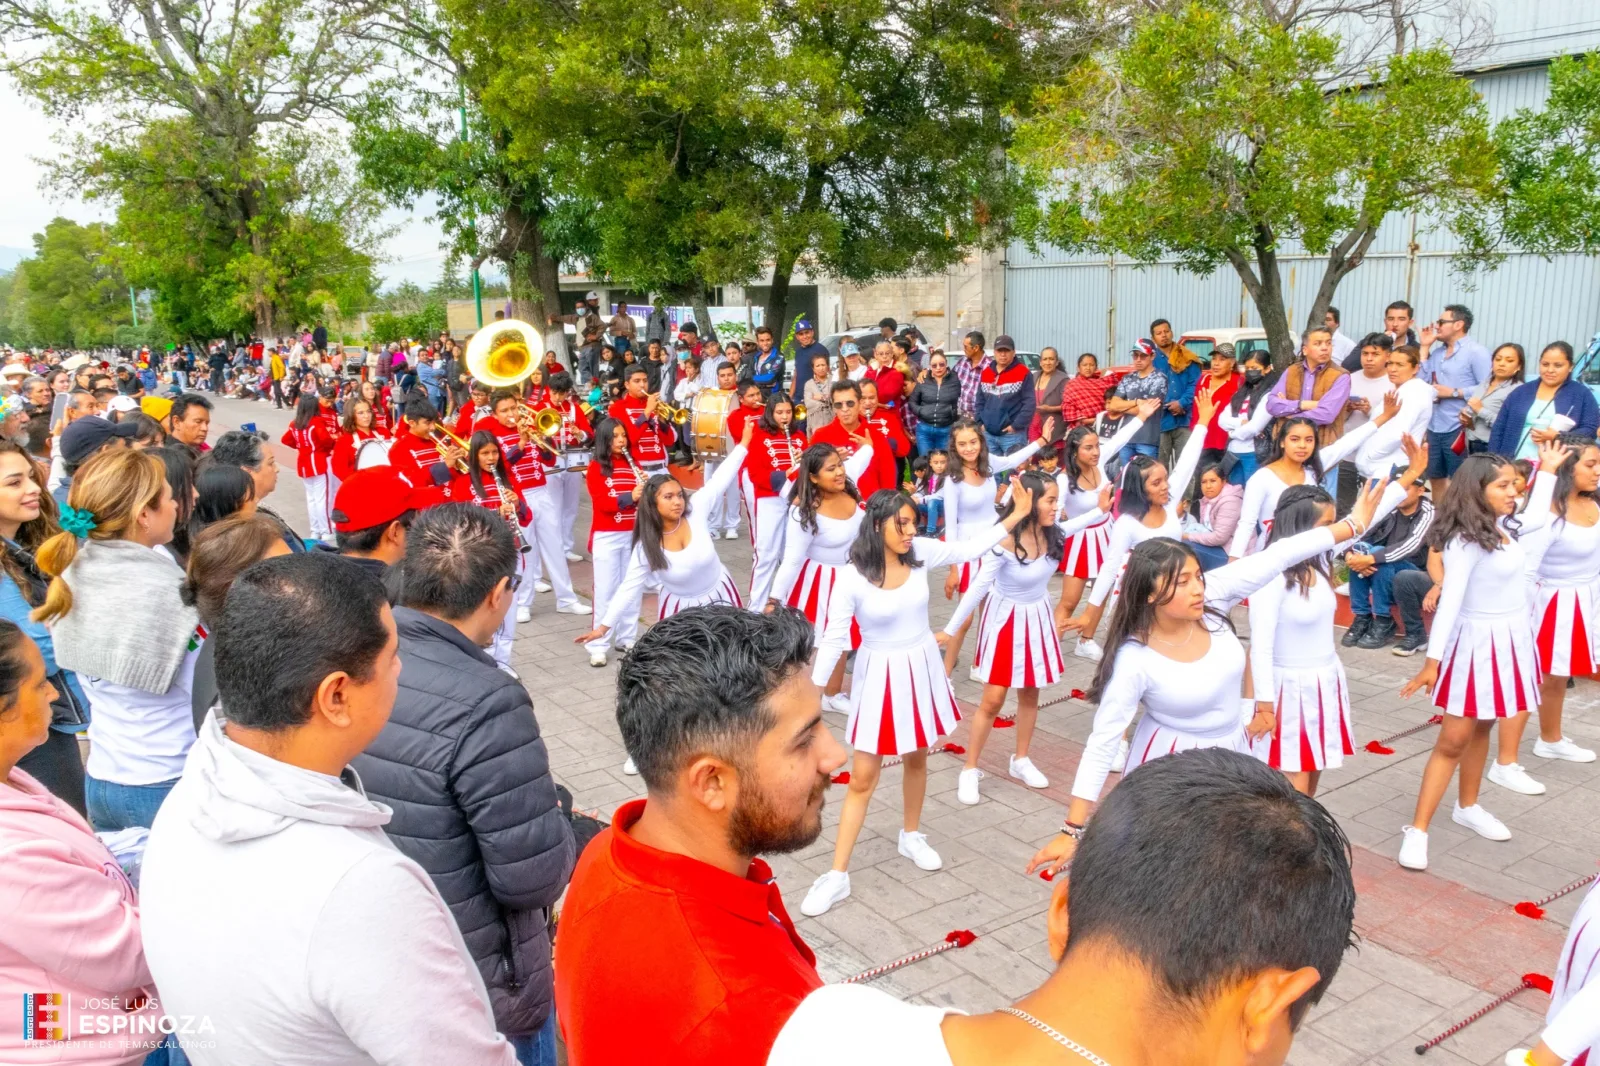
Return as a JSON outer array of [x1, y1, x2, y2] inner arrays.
[[693, 283, 715, 344], [765, 166, 825, 345], [1223, 227, 1296, 369], [498, 194, 563, 353], [1305, 222, 1378, 334]]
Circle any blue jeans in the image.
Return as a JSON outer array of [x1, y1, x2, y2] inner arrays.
[[1119, 441, 1159, 466], [917, 497, 945, 536], [915, 423, 951, 457], [510, 1017, 558, 1066], [1347, 559, 1419, 617], [85, 776, 179, 833], [1319, 464, 1339, 497], [1227, 451, 1258, 486], [1426, 429, 1466, 479], [1189, 542, 1229, 571]]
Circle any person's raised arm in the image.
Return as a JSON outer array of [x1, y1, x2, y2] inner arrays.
[[943, 550, 1001, 635]]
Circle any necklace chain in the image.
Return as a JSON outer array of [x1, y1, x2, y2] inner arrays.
[[998, 1008, 1113, 1066], [1151, 621, 1196, 648]]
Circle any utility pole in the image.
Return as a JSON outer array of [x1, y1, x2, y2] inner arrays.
[[460, 83, 483, 330], [129, 287, 139, 328]]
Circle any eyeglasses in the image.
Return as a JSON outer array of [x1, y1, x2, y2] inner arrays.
[[1436, 318, 1457, 327], [832, 400, 857, 410], [508, 574, 523, 592]]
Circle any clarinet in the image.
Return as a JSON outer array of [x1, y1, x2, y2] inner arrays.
[[489, 470, 531, 553]]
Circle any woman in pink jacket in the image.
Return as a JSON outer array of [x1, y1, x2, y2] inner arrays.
[[0, 620, 159, 1064]]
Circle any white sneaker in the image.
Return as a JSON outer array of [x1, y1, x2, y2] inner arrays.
[[622, 756, 639, 776], [565, 551, 585, 562], [1505, 1051, 1534, 1066], [1111, 737, 1131, 774], [555, 600, 592, 615], [1487, 761, 1546, 796], [822, 693, 853, 715], [1533, 736, 1598, 763], [898, 829, 943, 871], [1398, 826, 1429, 870], [956, 768, 983, 805], [533, 580, 552, 594], [968, 665, 982, 683], [515, 606, 532, 624], [1452, 803, 1511, 841], [1009, 754, 1050, 789], [588, 650, 607, 667], [800, 870, 850, 917], [1074, 638, 1104, 662], [723, 529, 740, 540]]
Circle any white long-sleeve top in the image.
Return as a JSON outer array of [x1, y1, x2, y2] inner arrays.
[[1426, 470, 1557, 661], [1522, 505, 1600, 588], [603, 443, 748, 628], [1353, 376, 1433, 477], [1540, 878, 1600, 1063], [1226, 419, 1383, 557], [943, 546, 1057, 634], [1219, 394, 1274, 456], [1085, 429, 1209, 608], [1072, 526, 1341, 802], [811, 524, 1011, 686], [1059, 417, 1148, 520], [769, 508, 865, 600], [940, 441, 1042, 541]]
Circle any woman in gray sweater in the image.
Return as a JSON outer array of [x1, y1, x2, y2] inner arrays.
[[1461, 343, 1525, 452]]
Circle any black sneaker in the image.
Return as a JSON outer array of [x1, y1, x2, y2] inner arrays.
[[1391, 628, 1427, 656], [1341, 615, 1373, 648], [1357, 617, 1397, 649]]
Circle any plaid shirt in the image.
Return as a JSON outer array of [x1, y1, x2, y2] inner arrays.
[[954, 353, 993, 418]]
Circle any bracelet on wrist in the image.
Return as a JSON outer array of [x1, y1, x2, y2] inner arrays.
[[1060, 821, 1086, 840]]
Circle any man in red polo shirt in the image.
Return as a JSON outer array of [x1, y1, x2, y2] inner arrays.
[[554, 606, 847, 1066]]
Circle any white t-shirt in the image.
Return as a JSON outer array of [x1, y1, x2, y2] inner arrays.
[[1344, 370, 1391, 432], [767, 984, 960, 1066], [83, 643, 202, 786]]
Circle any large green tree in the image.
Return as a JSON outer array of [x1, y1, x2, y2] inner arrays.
[[1016, 1, 1499, 365], [0, 0, 387, 336], [8, 217, 134, 348]]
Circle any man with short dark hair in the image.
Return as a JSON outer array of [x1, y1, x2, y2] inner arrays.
[[608, 364, 677, 474], [807, 379, 895, 496], [1266, 325, 1350, 493], [211, 429, 305, 553], [141, 554, 520, 1066], [1149, 318, 1202, 469], [357, 505, 575, 1064], [954, 329, 992, 419], [750, 324, 785, 396], [1419, 302, 1490, 494], [556, 606, 846, 1066], [771, 749, 1355, 1066], [167, 391, 213, 451]]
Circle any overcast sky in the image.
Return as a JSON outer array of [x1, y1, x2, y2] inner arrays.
[[0, 76, 454, 290]]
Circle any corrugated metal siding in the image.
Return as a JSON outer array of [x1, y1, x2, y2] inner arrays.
[[1005, 62, 1600, 363]]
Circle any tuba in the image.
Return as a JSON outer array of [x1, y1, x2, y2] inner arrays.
[[466, 319, 543, 388]]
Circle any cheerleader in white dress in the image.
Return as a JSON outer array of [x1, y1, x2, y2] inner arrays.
[[1027, 480, 1390, 877], [1523, 434, 1600, 764], [800, 479, 1036, 918], [1249, 441, 1425, 796], [940, 470, 1075, 804], [938, 417, 1055, 678], [573, 420, 754, 647], [1227, 403, 1394, 558], [765, 440, 877, 711], [1397, 442, 1568, 872], [1054, 397, 1161, 661]]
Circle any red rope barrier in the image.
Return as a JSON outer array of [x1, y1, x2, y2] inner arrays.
[[839, 930, 977, 984], [1365, 715, 1444, 755], [1515, 871, 1599, 920], [1414, 973, 1552, 1054], [831, 743, 968, 785]]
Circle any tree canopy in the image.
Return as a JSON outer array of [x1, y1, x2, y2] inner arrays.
[[3, 217, 138, 349]]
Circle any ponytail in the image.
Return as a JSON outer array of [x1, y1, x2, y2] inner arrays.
[[32, 530, 81, 624]]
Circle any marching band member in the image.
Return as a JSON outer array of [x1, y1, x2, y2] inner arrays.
[[699, 364, 746, 540], [940, 469, 1066, 805], [451, 429, 535, 669], [808, 380, 895, 496], [1524, 434, 1600, 765], [331, 398, 384, 484], [474, 390, 590, 622], [451, 379, 492, 440], [1248, 440, 1425, 797], [800, 479, 1036, 918], [858, 379, 911, 470], [356, 378, 392, 438], [574, 420, 755, 650], [582, 419, 643, 668], [726, 380, 767, 543], [540, 372, 593, 562], [1397, 441, 1567, 871], [386, 395, 463, 498], [523, 364, 551, 407], [937, 416, 1054, 678], [280, 393, 337, 542], [1029, 480, 1390, 877], [608, 365, 677, 475], [745, 391, 807, 607], [1054, 399, 1160, 661]]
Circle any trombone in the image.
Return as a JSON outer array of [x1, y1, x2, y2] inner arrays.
[[429, 425, 471, 474]]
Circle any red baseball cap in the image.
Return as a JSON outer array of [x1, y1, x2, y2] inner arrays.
[[332, 468, 430, 532]]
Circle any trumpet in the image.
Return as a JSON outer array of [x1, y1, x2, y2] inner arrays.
[[429, 425, 471, 473], [514, 403, 563, 458], [792, 404, 807, 422], [652, 400, 691, 425]]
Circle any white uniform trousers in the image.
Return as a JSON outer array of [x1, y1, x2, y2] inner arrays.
[[585, 530, 639, 654], [748, 495, 790, 608], [521, 485, 581, 609], [701, 458, 743, 535], [491, 553, 530, 668], [303, 473, 337, 541], [740, 472, 757, 545], [552, 468, 584, 556]]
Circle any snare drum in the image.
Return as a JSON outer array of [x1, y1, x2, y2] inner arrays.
[[690, 389, 737, 458], [355, 437, 392, 470]]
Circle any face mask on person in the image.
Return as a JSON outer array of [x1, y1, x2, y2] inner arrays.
[[1244, 368, 1264, 385]]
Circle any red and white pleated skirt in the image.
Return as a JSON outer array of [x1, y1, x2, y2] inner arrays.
[[1534, 582, 1598, 678], [658, 568, 743, 619], [1059, 514, 1113, 577], [845, 634, 962, 756], [1433, 610, 1541, 718], [784, 558, 861, 649], [972, 596, 1065, 689], [1261, 658, 1354, 773], [1126, 717, 1256, 776]]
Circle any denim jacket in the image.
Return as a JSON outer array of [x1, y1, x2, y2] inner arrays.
[[0, 541, 89, 731]]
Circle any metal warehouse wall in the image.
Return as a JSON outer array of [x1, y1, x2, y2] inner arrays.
[[1004, 62, 1600, 363]]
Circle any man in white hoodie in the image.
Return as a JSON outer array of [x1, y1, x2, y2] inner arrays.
[[139, 553, 518, 1066]]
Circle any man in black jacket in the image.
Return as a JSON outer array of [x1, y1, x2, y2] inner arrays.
[[354, 504, 576, 1062]]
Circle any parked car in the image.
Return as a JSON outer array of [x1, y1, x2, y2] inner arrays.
[[1179, 327, 1300, 364]]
